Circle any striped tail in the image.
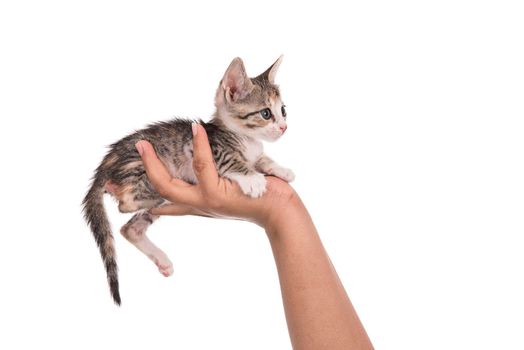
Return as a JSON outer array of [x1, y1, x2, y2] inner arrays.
[[82, 177, 121, 305]]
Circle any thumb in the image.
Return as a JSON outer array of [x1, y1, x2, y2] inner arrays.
[[191, 123, 219, 191]]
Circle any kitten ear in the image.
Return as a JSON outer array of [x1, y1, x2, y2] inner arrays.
[[257, 55, 283, 84], [221, 57, 254, 102]]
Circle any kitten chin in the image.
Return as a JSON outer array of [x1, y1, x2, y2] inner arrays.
[[83, 56, 294, 305]]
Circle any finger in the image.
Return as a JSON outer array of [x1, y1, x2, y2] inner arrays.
[[150, 203, 214, 218], [191, 123, 219, 192], [136, 140, 196, 202], [149, 203, 194, 216]]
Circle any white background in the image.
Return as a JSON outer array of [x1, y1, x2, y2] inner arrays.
[[0, 1, 523, 349]]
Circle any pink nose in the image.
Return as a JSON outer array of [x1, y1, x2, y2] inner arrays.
[[279, 125, 287, 133]]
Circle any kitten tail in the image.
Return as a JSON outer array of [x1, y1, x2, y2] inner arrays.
[[82, 176, 121, 305]]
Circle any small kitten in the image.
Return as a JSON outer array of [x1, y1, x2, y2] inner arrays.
[[82, 56, 294, 305]]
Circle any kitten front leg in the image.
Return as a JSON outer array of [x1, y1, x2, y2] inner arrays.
[[225, 171, 267, 198], [255, 155, 295, 182]]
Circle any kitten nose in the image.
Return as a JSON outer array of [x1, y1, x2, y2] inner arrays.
[[279, 125, 287, 133]]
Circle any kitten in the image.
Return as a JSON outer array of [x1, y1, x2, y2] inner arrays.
[[82, 56, 294, 305]]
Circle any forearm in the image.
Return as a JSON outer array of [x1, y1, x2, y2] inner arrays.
[[266, 197, 373, 350]]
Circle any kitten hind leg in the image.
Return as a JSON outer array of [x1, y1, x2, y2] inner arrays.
[[120, 210, 174, 277]]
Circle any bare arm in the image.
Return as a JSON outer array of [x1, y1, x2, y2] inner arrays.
[[135, 123, 373, 350], [265, 196, 373, 350]]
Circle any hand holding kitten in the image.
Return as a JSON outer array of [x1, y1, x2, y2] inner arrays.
[[138, 124, 374, 350], [135, 123, 297, 228]]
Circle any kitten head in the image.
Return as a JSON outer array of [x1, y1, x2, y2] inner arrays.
[[214, 56, 287, 142]]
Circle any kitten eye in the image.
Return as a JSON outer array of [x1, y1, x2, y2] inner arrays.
[[281, 105, 287, 118], [260, 108, 272, 120]]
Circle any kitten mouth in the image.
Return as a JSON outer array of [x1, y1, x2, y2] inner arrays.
[[269, 133, 283, 141]]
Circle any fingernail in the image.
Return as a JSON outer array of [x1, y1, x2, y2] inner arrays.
[[135, 141, 144, 155], [192, 123, 198, 136]]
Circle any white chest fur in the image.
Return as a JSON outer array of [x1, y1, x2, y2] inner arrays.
[[242, 138, 263, 165]]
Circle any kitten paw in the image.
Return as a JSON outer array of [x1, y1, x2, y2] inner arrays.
[[231, 173, 267, 198], [149, 254, 174, 277], [267, 167, 295, 182], [158, 263, 174, 277]]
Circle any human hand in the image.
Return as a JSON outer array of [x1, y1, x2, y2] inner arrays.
[[137, 124, 373, 349], [135, 123, 297, 229]]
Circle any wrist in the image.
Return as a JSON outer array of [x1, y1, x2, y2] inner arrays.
[[263, 190, 306, 240]]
